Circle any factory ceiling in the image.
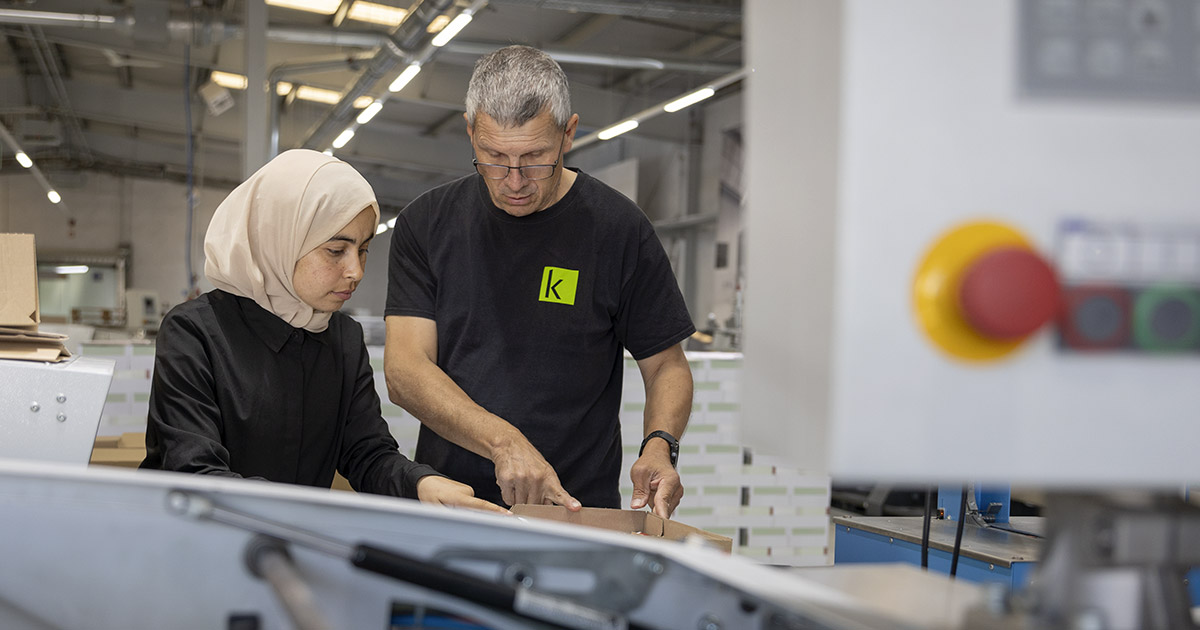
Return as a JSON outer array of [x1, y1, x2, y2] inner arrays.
[[0, 0, 743, 208]]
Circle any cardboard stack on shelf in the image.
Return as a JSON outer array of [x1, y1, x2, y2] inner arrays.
[[0, 234, 70, 362]]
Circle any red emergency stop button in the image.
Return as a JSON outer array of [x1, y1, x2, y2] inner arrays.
[[958, 247, 1061, 340]]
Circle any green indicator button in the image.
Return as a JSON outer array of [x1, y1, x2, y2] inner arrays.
[[1133, 287, 1200, 351]]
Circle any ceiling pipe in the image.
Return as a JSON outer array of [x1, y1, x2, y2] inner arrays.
[[0, 13, 734, 74], [298, 0, 457, 151], [570, 67, 747, 152], [488, 0, 740, 22], [442, 41, 739, 75]]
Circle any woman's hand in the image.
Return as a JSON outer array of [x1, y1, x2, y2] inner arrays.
[[416, 476, 511, 514]]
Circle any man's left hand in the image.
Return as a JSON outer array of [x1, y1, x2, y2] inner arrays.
[[629, 443, 684, 519]]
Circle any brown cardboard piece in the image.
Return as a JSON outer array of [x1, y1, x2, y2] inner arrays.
[[0, 233, 40, 327], [0, 234, 70, 361], [511, 505, 732, 553]]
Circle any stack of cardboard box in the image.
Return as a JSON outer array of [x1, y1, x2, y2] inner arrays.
[[0, 234, 70, 362]]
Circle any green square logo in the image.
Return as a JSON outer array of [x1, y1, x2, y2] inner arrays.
[[539, 266, 578, 305]]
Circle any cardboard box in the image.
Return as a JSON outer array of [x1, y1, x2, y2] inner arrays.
[[0, 234, 39, 328], [0, 234, 70, 361], [511, 505, 733, 553]]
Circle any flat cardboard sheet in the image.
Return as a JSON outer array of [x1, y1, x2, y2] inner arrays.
[[0, 235, 70, 362], [0, 234, 40, 327], [511, 505, 732, 552]]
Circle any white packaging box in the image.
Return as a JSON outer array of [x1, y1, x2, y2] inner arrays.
[[677, 460, 719, 486], [81, 343, 132, 370], [734, 546, 771, 561], [704, 358, 742, 383], [715, 505, 775, 528], [745, 526, 790, 548], [768, 546, 830, 567], [697, 485, 741, 508], [691, 444, 743, 467], [128, 343, 156, 370], [128, 392, 150, 419], [747, 485, 790, 508], [681, 424, 738, 446], [716, 464, 777, 487]]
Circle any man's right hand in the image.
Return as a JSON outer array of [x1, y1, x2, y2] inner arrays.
[[491, 435, 582, 510]]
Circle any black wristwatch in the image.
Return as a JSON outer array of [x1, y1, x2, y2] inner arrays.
[[639, 430, 679, 468]]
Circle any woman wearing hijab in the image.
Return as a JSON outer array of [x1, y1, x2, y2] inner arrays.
[[141, 150, 503, 512]]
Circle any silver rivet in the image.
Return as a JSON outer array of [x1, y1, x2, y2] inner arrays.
[[56, 413, 67, 422], [30, 402, 40, 412], [56, 393, 67, 403]]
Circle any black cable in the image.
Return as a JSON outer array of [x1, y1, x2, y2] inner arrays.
[[920, 485, 933, 569], [949, 486, 968, 578]]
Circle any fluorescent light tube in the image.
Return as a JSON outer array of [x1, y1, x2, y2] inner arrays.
[[294, 85, 341, 104], [597, 120, 638, 140], [15, 152, 32, 168], [266, 0, 341, 15], [347, 1, 408, 26], [388, 64, 421, 92], [356, 101, 384, 124], [54, 265, 89, 274], [376, 223, 389, 235], [426, 15, 451, 33], [663, 87, 715, 113], [332, 128, 355, 149], [431, 12, 472, 47], [210, 71, 248, 90]]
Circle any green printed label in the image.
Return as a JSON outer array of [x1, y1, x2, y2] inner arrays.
[[539, 266, 579, 305]]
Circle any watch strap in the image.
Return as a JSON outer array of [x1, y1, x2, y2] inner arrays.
[[639, 430, 679, 468]]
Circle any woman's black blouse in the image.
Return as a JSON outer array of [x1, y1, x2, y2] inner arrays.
[[141, 289, 439, 498]]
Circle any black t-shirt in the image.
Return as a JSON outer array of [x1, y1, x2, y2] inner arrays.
[[141, 289, 440, 499], [386, 170, 695, 508]]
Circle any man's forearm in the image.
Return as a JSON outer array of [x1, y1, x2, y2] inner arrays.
[[641, 348, 693, 442], [386, 356, 522, 460]]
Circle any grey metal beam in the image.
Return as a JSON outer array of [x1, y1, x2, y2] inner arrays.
[[488, 0, 740, 22], [243, 0, 269, 177]]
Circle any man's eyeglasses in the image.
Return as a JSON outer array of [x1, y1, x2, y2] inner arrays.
[[472, 159, 559, 181]]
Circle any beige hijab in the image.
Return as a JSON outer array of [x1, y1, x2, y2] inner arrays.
[[204, 149, 380, 333]]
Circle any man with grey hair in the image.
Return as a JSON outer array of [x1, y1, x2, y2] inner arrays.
[[384, 45, 694, 519]]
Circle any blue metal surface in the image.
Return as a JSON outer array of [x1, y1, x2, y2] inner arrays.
[[938, 484, 1011, 524], [835, 524, 1026, 588]]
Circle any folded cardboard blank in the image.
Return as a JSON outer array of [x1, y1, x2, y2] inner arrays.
[[0, 233, 39, 328], [511, 504, 732, 553]]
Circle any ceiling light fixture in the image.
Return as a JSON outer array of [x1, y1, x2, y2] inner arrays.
[[346, 1, 408, 26], [332, 128, 355, 149], [46, 190, 62, 204], [356, 100, 384, 124], [597, 120, 638, 141], [54, 265, 89, 274], [426, 14, 451, 33], [663, 87, 715, 113], [431, 12, 473, 47], [210, 71, 249, 90], [15, 151, 32, 168], [571, 68, 748, 152], [388, 63, 421, 92], [265, 0, 341, 16], [375, 223, 389, 235]]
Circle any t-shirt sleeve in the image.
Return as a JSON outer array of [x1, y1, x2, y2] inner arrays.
[[337, 325, 442, 499], [385, 201, 437, 319], [142, 308, 246, 478], [615, 222, 697, 360]]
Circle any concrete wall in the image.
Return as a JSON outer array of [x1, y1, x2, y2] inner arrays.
[[1, 171, 230, 313]]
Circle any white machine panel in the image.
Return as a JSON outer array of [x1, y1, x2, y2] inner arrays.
[[744, 1, 1200, 485], [0, 357, 114, 465]]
